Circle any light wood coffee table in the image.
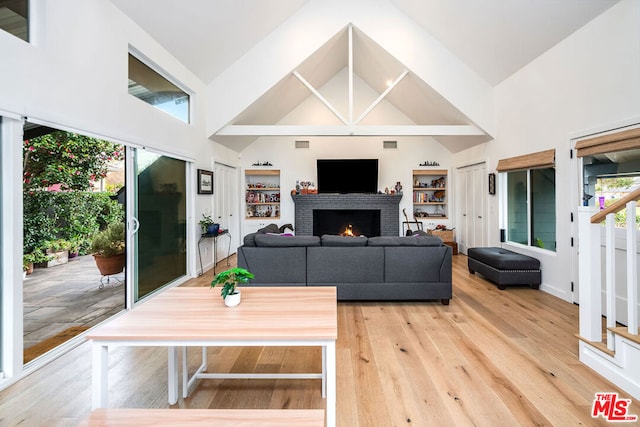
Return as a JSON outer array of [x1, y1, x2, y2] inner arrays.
[[86, 286, 337, 426]]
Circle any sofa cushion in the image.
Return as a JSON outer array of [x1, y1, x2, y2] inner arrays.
[[385, 246, 451, 283], [238, 246, 307, 284], [367, 236, 443, 246], [321, 234, 368, 247], [254, 234, 321, 247], [307, 246, 384, 283], [243, 233, 258, 247]]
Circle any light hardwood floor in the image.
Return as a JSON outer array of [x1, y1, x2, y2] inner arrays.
[[0, 254, 637, 426]]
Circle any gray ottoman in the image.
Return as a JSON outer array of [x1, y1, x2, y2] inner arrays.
[[467, 247, 541, 290]]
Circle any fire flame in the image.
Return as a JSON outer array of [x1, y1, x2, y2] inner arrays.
[[341, 224, 355, 237]]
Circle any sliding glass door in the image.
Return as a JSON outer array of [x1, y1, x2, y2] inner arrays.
[[128, 148, 187, 302]]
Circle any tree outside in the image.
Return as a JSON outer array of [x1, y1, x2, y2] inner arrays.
[[23, 130, 125, 263]]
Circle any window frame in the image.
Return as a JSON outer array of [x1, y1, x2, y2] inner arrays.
[[127, 49, 192, 124], [503, 166, 557, 252], [0, 0, 29, 42]]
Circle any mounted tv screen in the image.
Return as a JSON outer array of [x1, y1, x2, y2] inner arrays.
[[317, 159, 378, 194]]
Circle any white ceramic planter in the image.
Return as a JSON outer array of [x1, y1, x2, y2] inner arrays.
[[224, 290, 241, 307]]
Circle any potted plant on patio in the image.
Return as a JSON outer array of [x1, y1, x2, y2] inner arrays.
[[211, 267, 254, 307], [90, 221, 125, 276], [199, 213, 220, 235], [23, 248, 52, 276]]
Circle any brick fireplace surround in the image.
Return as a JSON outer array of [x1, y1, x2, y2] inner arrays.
[[291, 194, 402, 237]]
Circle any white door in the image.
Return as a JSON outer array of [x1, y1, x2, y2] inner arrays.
[[457, 168, 470, 253], [214, 163, 239, 262], [472, 164, 486, 247], [457, 162, 487, 254]]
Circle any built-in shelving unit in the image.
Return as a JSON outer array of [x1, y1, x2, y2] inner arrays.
[[412, 169, 448, 219], [245, 169, 280, 219]]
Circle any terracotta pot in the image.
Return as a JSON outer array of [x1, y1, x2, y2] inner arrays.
[[93, 253, 125, 276]]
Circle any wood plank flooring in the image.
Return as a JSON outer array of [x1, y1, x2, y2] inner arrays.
[[0, 254, 637, 426]]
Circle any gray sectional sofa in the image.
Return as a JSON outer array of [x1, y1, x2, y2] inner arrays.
[[237, 225, 453, 304]]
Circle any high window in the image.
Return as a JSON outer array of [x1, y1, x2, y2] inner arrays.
[[0, 0, 28, 42], [128, 53, 190, 123]]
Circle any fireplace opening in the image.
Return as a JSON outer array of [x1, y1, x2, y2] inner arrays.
[[313, 209, 381, 237]]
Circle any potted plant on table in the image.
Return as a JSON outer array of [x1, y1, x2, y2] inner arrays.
[[199, 213, 220, 235], [211, 267, 254, 307], [90, 222, 126, 276]]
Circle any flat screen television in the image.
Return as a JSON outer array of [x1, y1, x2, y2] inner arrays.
[[316, 159, 378, 193]]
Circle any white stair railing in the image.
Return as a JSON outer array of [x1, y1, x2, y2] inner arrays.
[[579, 189, 640, 350], [578, 206, 603, 343], [626, 201, 638, 336]]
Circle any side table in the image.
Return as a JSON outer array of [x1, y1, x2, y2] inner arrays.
[[197, 230, 231, 276]]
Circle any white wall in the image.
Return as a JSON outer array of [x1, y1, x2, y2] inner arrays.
[[454, 0, 640, 301]]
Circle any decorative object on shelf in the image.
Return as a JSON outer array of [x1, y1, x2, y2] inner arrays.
[[419, 161, 440, 166], [245, 169, 281, 219], [211, 267, 254, 307], [394, 181, 403, 194], [251, 161, 273, 166], [488, 173, 496, 195], [90, 222, 126, 276], [199, 213, 219, 234], [412, 170, 448, 218], [197, 169, 214, 194]]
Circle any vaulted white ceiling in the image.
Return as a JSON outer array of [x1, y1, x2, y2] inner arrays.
[[110, 0, 619, 86], [109, 0, 620, 152]]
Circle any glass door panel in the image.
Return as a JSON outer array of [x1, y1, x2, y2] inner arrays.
[[133, 150, 187, 301]]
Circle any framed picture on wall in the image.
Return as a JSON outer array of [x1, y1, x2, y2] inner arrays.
[[488, 173, 496, 195], [197, 169, 214, 194]]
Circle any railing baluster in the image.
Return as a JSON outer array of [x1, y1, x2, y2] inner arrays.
[[579, 207, 603, 342], [605, 213, 616, 351], [626, 201, 638, 335]]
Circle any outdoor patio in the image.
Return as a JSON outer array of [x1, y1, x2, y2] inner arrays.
[[23, 254, 125, 362]]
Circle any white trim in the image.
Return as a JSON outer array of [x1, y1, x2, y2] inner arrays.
[[355, 70, 408, 124], [24, 117, 196, 163], [1, 116, 24, 380], [348, 23, 354, 125], [216, 124, 485, 136], [0, 109, 22, 121], [293, 71, 348, 125], [569, 116, 640, 141]]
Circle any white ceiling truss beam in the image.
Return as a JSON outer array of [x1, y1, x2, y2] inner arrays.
[[218, 23, 488, 140], [216, 124, 485, 137], [355, 69, 409, 125], [293, 70, 349, 125]]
